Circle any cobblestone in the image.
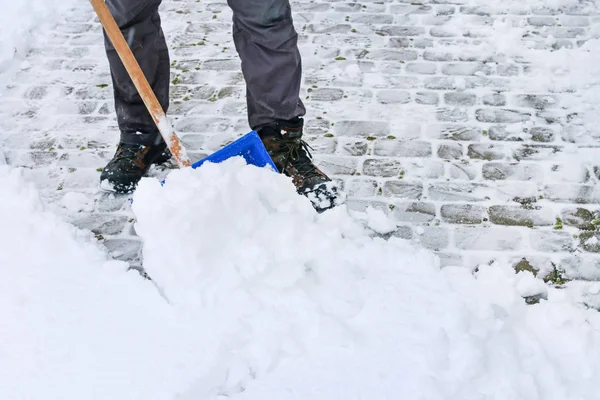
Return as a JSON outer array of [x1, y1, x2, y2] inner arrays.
[[489, 205, 555, 227], [441, 204, 485, 224], [2, 0, 600, 280]]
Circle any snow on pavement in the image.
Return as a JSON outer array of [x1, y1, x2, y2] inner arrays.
[[2, 0, 600, 398], [2, 0, 600, 278], [2, 159, 600, 399], [0, 0, 77, 89]]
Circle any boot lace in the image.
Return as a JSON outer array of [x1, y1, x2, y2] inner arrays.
[[277, 137, 321, 179]]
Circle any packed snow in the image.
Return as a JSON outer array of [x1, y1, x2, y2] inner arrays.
[[2, 158, 600, 399]]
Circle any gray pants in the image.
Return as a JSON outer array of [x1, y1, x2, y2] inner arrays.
[[104, 0, 306, 145]]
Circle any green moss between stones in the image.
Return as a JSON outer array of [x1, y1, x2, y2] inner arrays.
[[514, 258, 538, 276], [543, 266, 569, 286], [554, 217, 563, 230], [490, 214, 534, 228]]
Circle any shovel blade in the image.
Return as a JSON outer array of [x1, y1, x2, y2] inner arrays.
[[191, 131, 278, 172]]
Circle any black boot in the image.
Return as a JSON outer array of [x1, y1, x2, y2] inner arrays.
[[258, 118, 341, 212], [100, 141, 172, 193]]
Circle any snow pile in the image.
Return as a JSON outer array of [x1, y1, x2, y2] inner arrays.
[[2, 158, 600, 399], [134, 158, 600, 399], [0, 165, 213, 399], [0, 0, 77, 90]]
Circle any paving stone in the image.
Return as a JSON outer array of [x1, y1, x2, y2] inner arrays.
[[537, 27, 586, 39], [415, 227, 450, 251], [454, 227, 524, 251], [362, 159, 403, 177], [425, 77, 459, 90], [528, 17, 558, 27], [423, 51, 455, 62], [466, 77, 510, 91], [306, 136, 337, 154], [483, 162, 544, 181], [387, 226, 414, 240], [459, 6, 493, 16], [543, 184, 600, 204], [441, 204, 485, 224], [530, 231, 575, 253], [334, 120, 390, 137], [415, 92, 439, 105], [399, 161, 445, 180], [437, 142, 463, 159], [489, 205, 555, 227], [513, 94, 558, 110], [376, 90, 411, 104], [560, 256, 600, 280], [364, 74, 421, 89], [427, 182, 490, 202], [467, 143, 506, 161], [314, 156, 358, 176], [530, 127, 556, 142], [436, 108, 469, 122], [69, 215, 130, 236], [482, 93, 506, 106], [365, 49, 419, 61], [430, 26, 458, 37], [383, 181, 423, 199], [579, 232, 600, 253], [310, 88, 345, 101], [338, 138, 369, 156], [476, 109, 532, 123], [561, 207, 599, 230], [558, 16, 590, 27], [351, 14, 395, 24], [448, 162, 479, 181], [496, 65, 520, 77], [406, 63, 437, 75], [512, 144, 563, 161], [389, 202, 436, 224], [442, 62, 493, 76], [426, 124, 483, 141], [102, 239, 142, 262], [345, 178, 379, 197], [488, 125, 527, 142], [375, 26, 426, 36], [444, 92, 476, 106], [374, 140, 432, 158]]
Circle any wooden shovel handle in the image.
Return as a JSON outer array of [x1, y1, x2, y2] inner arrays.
[[89, 0, 191, 168]]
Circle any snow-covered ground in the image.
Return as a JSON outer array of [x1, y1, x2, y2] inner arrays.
[[2, 0, 600, 398], [0, 0, 77, 89], [3, 159, 600, 399]]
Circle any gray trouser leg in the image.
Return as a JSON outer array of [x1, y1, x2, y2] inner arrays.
[[227, 0, 306, 131], [104, 0, 170, 145]]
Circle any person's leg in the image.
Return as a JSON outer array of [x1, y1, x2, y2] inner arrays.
[[227, 0, 342, 212], [104, 0, 170, 145], [226, 0, 305, 130], [100, 0, 172, 193]]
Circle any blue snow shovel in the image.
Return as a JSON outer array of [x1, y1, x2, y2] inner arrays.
[[191, 131, 278, 172], [91, 0, 278, 174]]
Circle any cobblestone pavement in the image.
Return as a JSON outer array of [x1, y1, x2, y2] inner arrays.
[[1, 0, 600, 281]]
